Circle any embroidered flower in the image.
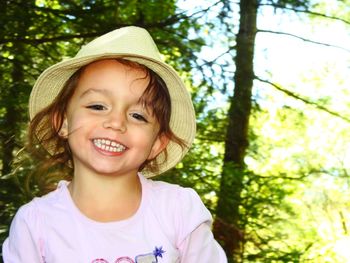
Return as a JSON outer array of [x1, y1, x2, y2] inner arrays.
[[153, 247, 165, 259]]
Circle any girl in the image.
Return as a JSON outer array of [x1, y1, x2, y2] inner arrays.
[[3, 26, 227, 262]]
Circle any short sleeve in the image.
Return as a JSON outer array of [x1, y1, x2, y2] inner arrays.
[[2, 202, 45, 263], [178, 223, 227, 262], [175, 188, 227, 262], [175, 187, 212, 244]]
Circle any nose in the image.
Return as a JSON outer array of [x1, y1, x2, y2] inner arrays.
[[102, 112, 127, 133]]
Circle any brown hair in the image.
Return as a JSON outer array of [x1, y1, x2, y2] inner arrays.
[[27, 59, 187, 185]]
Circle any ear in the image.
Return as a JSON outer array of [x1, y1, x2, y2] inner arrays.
[[58, 117, 69, 138], [147, 134, 170, 160]]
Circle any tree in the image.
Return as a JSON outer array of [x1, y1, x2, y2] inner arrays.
[[208, 0, 350, 261], [213, 1, 257, 260]]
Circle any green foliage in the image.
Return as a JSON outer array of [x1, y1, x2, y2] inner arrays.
[[241, 89, 350, 261], [1, 0, 350, 262], [161, 105, 227, 212], [273, 0, 309, 8]]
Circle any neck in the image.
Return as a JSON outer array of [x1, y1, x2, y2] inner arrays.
[[68, 170, 142, 222]]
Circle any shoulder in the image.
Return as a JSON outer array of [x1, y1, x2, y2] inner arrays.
[[4, 201, 47, 262], [11, 182, 66, 220], [10, 200, 38, 228], [143, 176, 207, 211], [141, 175, 213, 243], [7, 196, 46, 244], [143, 177, 183, 195], [34, 181, 69, 205], [12, 181, 69, 227]]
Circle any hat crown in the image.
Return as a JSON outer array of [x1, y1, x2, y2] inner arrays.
[[76, 26, 162, 60]]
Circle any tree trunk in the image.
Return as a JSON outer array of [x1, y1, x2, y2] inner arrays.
[[213, 0, 258, 261], [1, 50, 23, 176]]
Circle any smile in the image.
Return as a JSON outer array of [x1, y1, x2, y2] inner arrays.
[[93, 138, 126, 153]]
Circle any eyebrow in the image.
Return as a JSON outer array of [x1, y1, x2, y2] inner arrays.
[[79, 88, 110, 98]]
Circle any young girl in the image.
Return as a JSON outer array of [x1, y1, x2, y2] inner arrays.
[[2, 26, 227, 262]]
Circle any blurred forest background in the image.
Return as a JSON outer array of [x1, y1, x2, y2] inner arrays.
[[1, 0, 350, 262]]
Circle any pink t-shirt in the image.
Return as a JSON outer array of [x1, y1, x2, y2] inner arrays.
[[3, 174, 227, 262]]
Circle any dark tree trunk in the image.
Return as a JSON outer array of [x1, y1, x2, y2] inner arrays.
[[213, 0, 258, 261], [1, 52, 23, 176]]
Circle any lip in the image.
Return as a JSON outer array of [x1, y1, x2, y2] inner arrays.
[[92, 138, 127, 155]]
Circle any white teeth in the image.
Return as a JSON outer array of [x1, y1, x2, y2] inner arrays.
[[93, 139, 126, 153]]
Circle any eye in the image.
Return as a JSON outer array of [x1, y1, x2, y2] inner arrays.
[[86, 104, 107, 111], [130, 112, 148, 123]]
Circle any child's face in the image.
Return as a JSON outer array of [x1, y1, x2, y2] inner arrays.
[[60, 59, 167, 177]]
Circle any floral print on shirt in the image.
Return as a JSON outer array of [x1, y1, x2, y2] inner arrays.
[[91, 246, 165, 263]]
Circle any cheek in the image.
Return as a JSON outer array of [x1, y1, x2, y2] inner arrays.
[[132, 128, 159, 147], [67, 113, 97, 133], [66, 118, 94, 148], [68, 117, 83, 132]]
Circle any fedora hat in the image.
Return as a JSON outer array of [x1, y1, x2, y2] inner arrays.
[[29, 26, 196, 177]]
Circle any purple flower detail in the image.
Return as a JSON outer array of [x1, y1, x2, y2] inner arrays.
[[153, 246, 165, 259]]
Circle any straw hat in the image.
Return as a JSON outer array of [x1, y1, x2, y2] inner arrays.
[[29, 26, 196, 177]]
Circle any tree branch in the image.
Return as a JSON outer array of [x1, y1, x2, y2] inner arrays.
[[0, 31, 112, 45], [255, 76, 350, 123], [259, 3, 350, 26], [0, 1, 222, 45], [198, 46, 235, 67], [257, 29, 350, 53]]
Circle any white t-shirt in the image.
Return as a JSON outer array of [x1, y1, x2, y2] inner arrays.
[[3, 174, 227, 263]]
